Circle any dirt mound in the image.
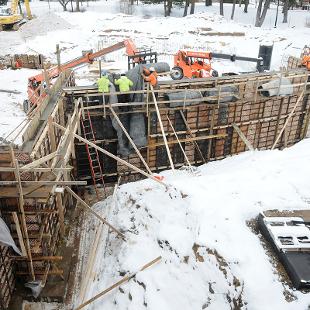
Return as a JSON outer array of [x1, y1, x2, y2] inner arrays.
[[20, 12, 72, 39]]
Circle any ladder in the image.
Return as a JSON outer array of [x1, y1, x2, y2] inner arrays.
[[80, 110, 105, 200]]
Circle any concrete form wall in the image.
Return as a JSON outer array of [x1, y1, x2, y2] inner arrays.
[[71, 70, 310, 184]]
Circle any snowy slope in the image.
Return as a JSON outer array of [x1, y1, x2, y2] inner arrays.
[[78, 138, 310, 310], [0, 68, 40, 145]]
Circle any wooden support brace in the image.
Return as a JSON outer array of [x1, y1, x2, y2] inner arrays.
[[12, 212, 27, 257], [150, 85, 175, 171], [166, 115, 193, 172], [179, 110, 206, 163], [75, 256, 161, 310], [53, 122, 168, 189], [21, 151, 58, 170], [272, 89, 305, 150], [65, 186, 126, 240], [109, 104, 152, 175], [232, 123, 254, 151]]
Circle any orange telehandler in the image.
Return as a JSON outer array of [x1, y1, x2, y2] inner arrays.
[[170, 48, 271, 80], [25, 39, 154, 111]]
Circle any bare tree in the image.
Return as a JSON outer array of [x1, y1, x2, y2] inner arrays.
[[184, 0, 190, 16], [205, 0, 212, 5], [239, 0, 242, 7], [76, 0, 80, 11], [231, 0, 236, 19], [58, 0, 70, 11], [282, 0, 289, 23], [255, 0, 271, 27], [164, 0, 172, 16], [190, 0, 195, 14], [244, 0, 249, 12], [220, 0, 224, 15]]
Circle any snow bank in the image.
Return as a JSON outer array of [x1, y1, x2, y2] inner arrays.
[[80, 139, 310, 310]]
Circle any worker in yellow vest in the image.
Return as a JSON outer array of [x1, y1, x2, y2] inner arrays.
[[115, 74, 133, 103], [97, 70, 112, 104]]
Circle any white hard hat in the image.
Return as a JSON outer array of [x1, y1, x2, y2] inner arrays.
[[149, 66, 155, 72]]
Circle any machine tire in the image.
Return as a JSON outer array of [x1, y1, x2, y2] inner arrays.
[[212, 70, 219, 77], [171, 66, 184, 80]]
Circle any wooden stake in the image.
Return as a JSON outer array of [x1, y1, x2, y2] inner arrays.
[[150, 85, 175, 171], [75, 256, 161, 310], [65, 186, 125, 240], [48, 116, 57, 152], [272, 89, 305, 150], [109, 105, 152, 175], [232, 123, 254, 151]]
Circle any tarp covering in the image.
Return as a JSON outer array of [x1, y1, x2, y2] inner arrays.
[[0, 217, 21, 255], [165, 90, 203, 108], [203, 85, 239, 103], [126, 62, 170, 102], [259, 77, 293, 97]]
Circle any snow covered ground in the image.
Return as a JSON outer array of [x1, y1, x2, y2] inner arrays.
[[76, 138, 310, 310], [0, 0, 309, 143]]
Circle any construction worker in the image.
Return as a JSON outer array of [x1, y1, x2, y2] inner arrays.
[[142, 66, 158, 99], [97, 70, 111, 104], [114, 74, 133, 103], [142, 66, 158, 88]]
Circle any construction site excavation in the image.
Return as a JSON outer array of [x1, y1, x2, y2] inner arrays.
[[1, 1, 310, 309]]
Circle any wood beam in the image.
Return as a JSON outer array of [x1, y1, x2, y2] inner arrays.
[[232, 123, 254, 151]]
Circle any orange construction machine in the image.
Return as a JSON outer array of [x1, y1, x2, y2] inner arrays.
[[301, 46, 310, 70], [25, 39, 156, 112], [171, 46, 272, 80]]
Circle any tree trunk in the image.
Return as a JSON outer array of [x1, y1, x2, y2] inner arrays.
[[239, 0, 242, 7], [205, 0, 212, 5], [131, 0, 134, 5], [164, 0, 168, 17], [184, 0, 190, 16], [282, 0, 289, 23], [231, 0, 236, 19], [244, 0, 249, 12], [220, 0, 224, 16], [76, 0, 79, 11], [190, 0, 195, 14], [255, 0, 270, 27], [168, 0, 173, 15]]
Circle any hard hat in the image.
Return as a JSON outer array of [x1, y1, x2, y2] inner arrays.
[[101, 70, 108, 76], [149, 67, 155, 72]]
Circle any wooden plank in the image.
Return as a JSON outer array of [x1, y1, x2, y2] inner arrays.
[[180, 110, 206, 163], [232, 123, 254, 151], [109, 105, 152, 175], [11, 150, 35, 281], [75, 256, 161, 310], [272, 89, 305, 150], [12, 212, 27, 257], [56, 192, 65, 237], [21, 151, 57, 170], [151, 85, 175, 171], [0, 181, 86, 186], [53, 122, 168, 188], [65, 186, 125, 240]]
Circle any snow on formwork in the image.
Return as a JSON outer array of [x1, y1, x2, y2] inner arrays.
[[77, 139, 310, 310]]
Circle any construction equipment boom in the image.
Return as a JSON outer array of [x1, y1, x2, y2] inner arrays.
[[26, 39, 141, 110]]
